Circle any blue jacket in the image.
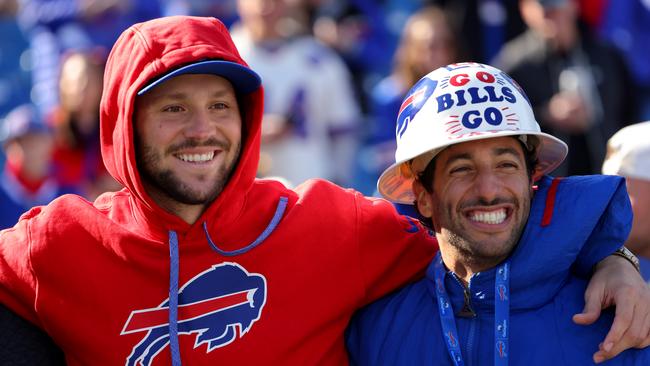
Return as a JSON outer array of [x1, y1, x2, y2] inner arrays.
[[347, 175, 650, 365]]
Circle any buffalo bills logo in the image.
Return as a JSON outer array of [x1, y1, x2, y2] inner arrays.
[[396, 77, 438, 139], [121, 263, 267, 366], [497, 284, 508, 301], [446, 331, 457, 347], [496, 340, 507, 358]]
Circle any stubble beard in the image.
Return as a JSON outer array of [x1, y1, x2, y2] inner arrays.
[[138, 138, 241, 206], [436, 195, 530, 271]]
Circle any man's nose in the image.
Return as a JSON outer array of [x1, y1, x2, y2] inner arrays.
[[184, 111, 213, 139], [473, 170, 501, 203]]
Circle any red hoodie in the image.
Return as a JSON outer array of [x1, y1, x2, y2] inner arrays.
[[0, 16, 437, 365]]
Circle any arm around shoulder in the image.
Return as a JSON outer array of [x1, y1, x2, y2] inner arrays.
[[354, 194, 438, 305]]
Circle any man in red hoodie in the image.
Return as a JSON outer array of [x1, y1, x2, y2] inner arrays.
[[0, 16, 648, 365]]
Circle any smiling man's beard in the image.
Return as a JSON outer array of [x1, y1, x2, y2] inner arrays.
[[137, 138, 241, 205], [435, 195, 530, 269]]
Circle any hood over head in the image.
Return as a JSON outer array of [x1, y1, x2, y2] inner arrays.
[[100, 16, 264, 227]]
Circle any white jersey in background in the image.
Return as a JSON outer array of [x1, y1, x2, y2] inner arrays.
[[231, 27, 361, 186]]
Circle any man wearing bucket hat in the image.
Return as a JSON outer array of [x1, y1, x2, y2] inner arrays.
[[0, 18, 649, 365], [603, 122, 650, 282], [347, 62, 650, 365]]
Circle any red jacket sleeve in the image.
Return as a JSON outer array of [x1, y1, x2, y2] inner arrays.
[[0, 211, 40, 325], [353, 193, 438, 306]]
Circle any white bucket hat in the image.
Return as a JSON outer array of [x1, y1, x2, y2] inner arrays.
[[377, 62, 568, 204], [602, 121, 650, 181]]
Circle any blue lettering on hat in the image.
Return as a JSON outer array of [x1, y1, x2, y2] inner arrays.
[[436, 93, 454, 113], [437, 86, 517, 114], [461, 107, 504, 129], [499, 72, 528, 106], [462, 110, 482, 128]]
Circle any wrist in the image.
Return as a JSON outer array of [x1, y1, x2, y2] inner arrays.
[[592, 246, 641, 274], [611, 246, 641, 273]]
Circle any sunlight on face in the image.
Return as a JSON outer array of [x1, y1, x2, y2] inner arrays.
[[424, 137, 533, 267], [134, 74, 242, 216]]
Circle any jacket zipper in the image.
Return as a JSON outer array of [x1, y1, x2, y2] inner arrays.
[[450, 273, 477, 365]]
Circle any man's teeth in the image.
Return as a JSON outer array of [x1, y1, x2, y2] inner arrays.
[[471, 209, 506, 224], [177, 152, 215, 162]]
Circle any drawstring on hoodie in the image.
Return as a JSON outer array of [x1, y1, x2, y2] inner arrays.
[[168, 230, 182, 366], [204, 196, 288, 256], [165, 196, 288, 365]]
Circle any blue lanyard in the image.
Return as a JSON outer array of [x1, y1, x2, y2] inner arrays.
[[433, 254, 510, 366]]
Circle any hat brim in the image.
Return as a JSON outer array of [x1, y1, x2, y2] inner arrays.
[[377, 131, 568, 204], [138, 60, 261, 96]]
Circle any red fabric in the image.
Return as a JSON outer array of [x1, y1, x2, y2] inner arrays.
[[541, 177, 563, 227], [50, 145, 85, 186], [0, 16, 438, 365], [4, 159, 46, 194], [579, 0, 608, 30]]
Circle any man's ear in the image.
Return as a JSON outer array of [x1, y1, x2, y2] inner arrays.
[[412, 180, 434, 218], [532, 168, 544, 184]]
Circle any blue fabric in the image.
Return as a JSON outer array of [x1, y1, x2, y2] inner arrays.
[[601, 0, 650, 85], [347, 175, 650, 365], [0, 185, 36, 230], [639, 256, 650, 283]]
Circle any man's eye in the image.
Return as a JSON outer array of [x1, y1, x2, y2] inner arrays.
[[211, 102, 228, 110], [163, 105, 184, 112], [450, 166, 471, 174], [500, 162, 519, 169]]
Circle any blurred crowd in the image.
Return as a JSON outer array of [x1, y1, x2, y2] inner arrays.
[[1, 0, 649, 231]]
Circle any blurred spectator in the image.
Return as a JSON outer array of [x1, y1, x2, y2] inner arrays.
[[50, 50, 120, 200], [0, 104, 64, 229], [162, 0, 239, 27], [312, 0, 526, 113], [0, 0, 31, 119], [353, 5, 461, 196], [313, 0, 418, 111], [599, 0, 650, 121], [494, 0, 635, 176], [576, 0, 606, 31], [15, 0, 161, 116], [429, 0, 527, 63], [231, 0, 361, 187], [602, 122, 650, 282]]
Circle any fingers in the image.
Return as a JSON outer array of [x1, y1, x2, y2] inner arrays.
[[572, 303, 601, 325], [592, 312, 641, 363], [593, 313, 650, 363], [604, 288, 636, 346], [593, 285, 650, 363], [573, 278, 605, 326]]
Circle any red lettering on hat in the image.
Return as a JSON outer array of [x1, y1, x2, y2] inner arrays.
[[450, 74, 470, 86], [476, 71, 495, 83]]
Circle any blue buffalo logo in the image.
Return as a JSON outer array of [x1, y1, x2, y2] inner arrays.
[[121, 262, 267, 366], [396, 77, 438, 139]]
